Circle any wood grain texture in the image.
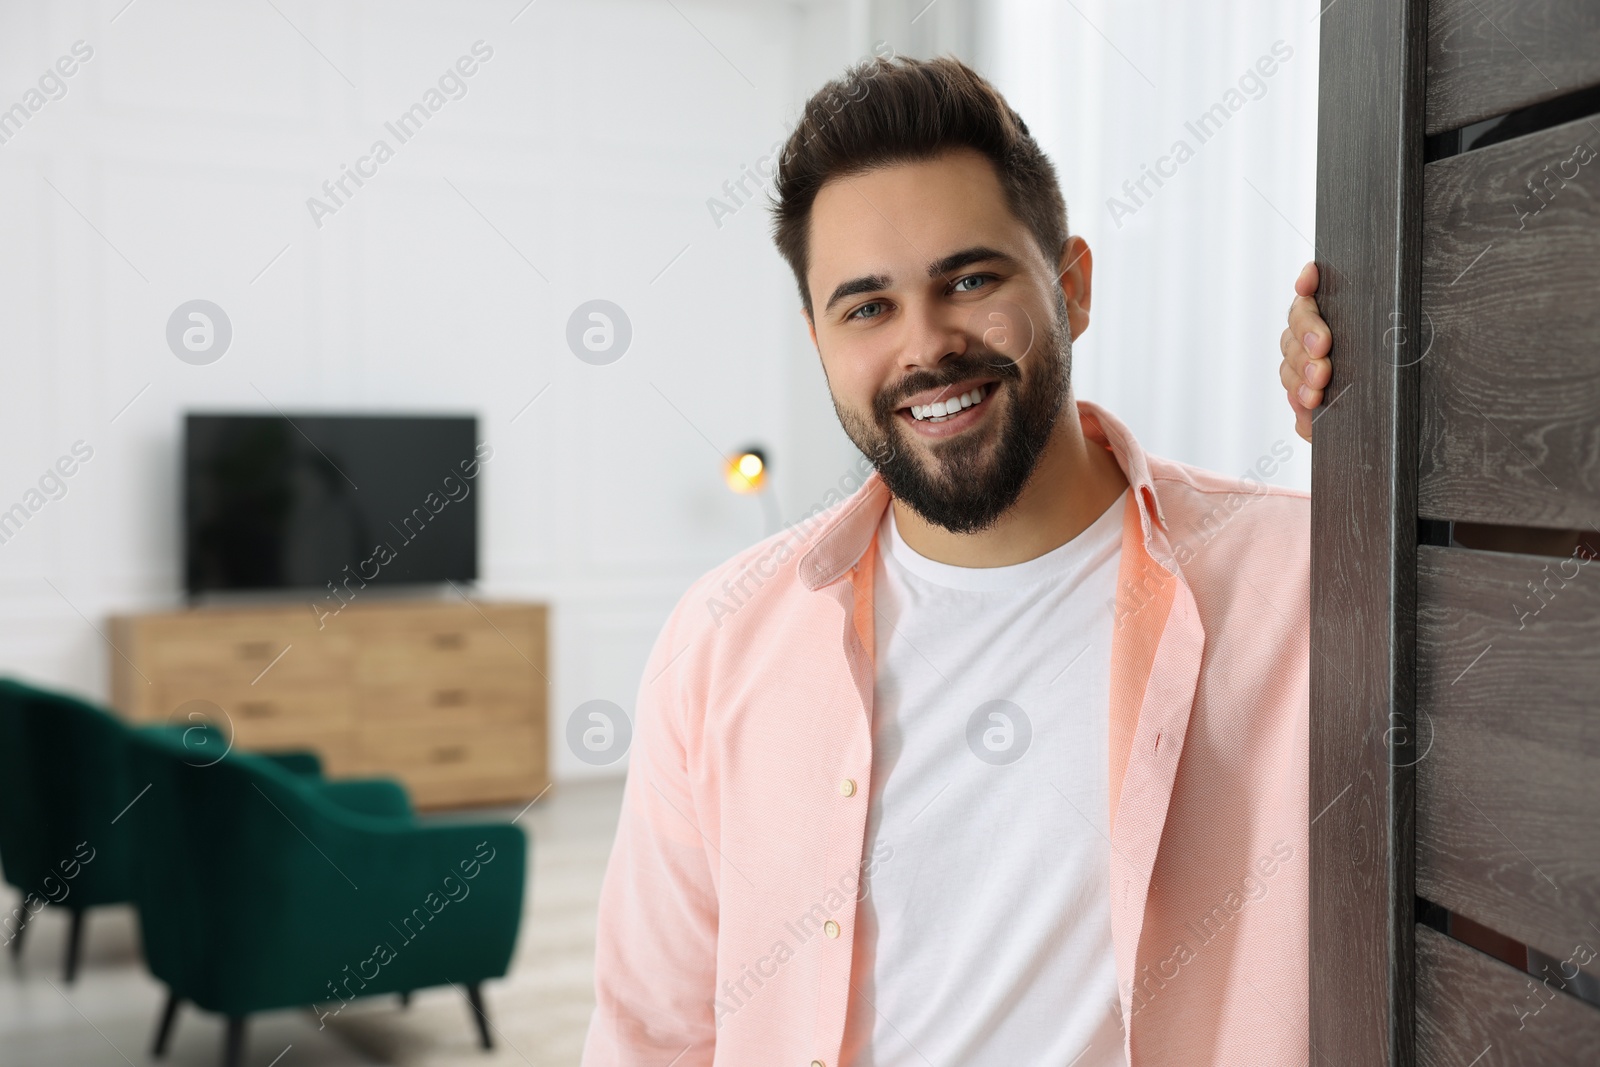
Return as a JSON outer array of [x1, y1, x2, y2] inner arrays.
[[1426, 0, 1600, 134], [1415, 544, 1600, 958], [108, 599, 550, 809], [1418, 114, 1600, 529], [1312, 0, 1427, 1062], [1416, 924, 1600, 1065]]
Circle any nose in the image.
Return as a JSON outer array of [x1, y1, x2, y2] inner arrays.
[[899, 296, 970, 374]]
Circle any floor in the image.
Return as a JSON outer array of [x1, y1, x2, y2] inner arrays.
[[0, 778, 625, 1067]]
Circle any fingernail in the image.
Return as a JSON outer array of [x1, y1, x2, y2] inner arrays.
[[1303, 331, 1317, 352], [1304, 362, 1315, 381], [1298, 385, 1312, 404]]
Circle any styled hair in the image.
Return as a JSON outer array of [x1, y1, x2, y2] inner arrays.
[[769, 53, 1069, 318]]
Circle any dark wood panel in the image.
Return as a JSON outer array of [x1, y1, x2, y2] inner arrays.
[[1417, 924, 1600, 1066], [1427, 0, 1600, 134], [1417, 114, 1600, 529], [1311, 0, 1426, 1062], [1416, 544, 1600, 958]]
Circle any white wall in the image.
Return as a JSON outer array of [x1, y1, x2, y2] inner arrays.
[[0, 0, 871, 782]]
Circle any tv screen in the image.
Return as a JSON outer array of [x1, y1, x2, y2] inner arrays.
[[184, 413, 480, 596]]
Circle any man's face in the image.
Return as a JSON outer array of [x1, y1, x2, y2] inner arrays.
[[803, 147, 1091, 534]]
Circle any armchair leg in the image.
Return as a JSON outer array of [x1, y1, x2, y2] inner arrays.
[[399, 990, 412, 1008], [223, 1016, 247, 1067], [7, 910, 26, 960], [151, 992, 181, 1057], [63, 909, 86, 983], [463, 983, 493, 1050]]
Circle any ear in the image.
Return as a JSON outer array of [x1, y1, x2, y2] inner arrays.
[[802, 307, 818, 350], [1057, 236, 1093, 340]]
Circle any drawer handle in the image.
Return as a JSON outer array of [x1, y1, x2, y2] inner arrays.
[[239, 701, 276, 719], [430, 745, 467, 764], [431, 632, 465, 650], [236, 641, 274, 659], [433, 688, 467, 707]]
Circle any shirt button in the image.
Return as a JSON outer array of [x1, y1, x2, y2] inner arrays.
[[839, 778, 856, 797], [824, 920, 840, 938], [811, 1061, 826, 1067]]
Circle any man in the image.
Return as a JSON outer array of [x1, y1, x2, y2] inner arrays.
[[582, 54, 1332, 1066]]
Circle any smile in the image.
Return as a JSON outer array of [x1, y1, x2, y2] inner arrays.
[[904, 382, 996, 423]]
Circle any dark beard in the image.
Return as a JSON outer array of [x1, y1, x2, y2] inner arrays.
[[835, 291, 1072, 534]]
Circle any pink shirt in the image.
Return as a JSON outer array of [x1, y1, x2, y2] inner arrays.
[[580, 399, 1310, 1066]]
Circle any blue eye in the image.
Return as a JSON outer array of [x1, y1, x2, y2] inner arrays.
[[848, 301, 885, 321], [953, 274, 991, 293]]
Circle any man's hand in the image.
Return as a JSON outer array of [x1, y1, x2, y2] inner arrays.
[[1280, 261, 1332, 442]]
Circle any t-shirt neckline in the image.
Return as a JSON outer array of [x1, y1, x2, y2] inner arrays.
[[880, 487, 1127, 592]]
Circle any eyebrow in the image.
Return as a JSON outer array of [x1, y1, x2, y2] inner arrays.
[[821, 245, 1020, 316]]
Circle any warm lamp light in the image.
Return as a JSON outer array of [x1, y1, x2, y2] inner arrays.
[[724, 448, 768, 494], [725, 444, 779, 535]]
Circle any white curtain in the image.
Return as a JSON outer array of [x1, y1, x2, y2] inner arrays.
[[869, 0, 1320, 490]]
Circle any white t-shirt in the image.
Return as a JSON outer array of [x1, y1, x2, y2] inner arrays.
[[847, 489, 1129, 1067]]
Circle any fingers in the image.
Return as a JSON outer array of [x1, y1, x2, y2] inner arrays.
[[1296, 334, 1331, 406], [1284, 262, 1328, 441], [1288, 261, 1327, 364], [1294, 260, 1319, 299], [1287, 386, 1313, 442], [1279, 348, 1301, 392], [1281, 350, 1323, 411], [1289, 296, 1327, 358], [1301, 346, 1330, 388], [1285, 269, 1331, 411], [1281, 319, 1326, 399]]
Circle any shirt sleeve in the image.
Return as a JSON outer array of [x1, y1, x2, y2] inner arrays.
[[580, 601, 719, 1065]]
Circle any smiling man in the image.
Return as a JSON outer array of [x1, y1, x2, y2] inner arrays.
[[582, 55, 1326, 1067]]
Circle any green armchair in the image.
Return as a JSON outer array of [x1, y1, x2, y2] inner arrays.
[[0, 676, 141, 982], [125, 724, 527, 1067]]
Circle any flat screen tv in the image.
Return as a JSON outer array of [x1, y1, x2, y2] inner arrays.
[[184, 413, 480, 596]]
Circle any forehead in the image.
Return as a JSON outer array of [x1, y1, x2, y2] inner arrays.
[[806, 148, 1035, 304]]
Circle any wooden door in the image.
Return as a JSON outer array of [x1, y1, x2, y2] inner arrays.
[[1312, 1, 1600, 1063]]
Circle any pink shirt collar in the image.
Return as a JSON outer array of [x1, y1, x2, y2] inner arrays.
[[798, 397, 1168, 591]]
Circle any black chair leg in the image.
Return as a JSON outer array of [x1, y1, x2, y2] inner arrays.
[[63, 909, 86, 983], [223, 1016, 246, 1067], [463, 983, 493, 1050], [151, 991, 181, 1057], [7, 910, 26, 960], [399, 990, 412, 1008]]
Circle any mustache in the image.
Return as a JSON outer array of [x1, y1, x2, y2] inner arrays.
[[872, 352, 1022, 421]]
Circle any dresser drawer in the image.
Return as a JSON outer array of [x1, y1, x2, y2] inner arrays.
[[143, 615, 351, 685], [349, 606, 544, 684], [360, 672, 538, 726], [357, 722, 545, 807], [155, 681, 355, 731]]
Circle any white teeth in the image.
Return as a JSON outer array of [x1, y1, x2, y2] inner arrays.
[[910, 384, 989, 422]]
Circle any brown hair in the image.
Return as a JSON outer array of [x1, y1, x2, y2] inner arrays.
[[769, 53, 1069, 318]]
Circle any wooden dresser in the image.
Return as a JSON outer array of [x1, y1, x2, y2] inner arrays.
[[109, 599, 549, 809]]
